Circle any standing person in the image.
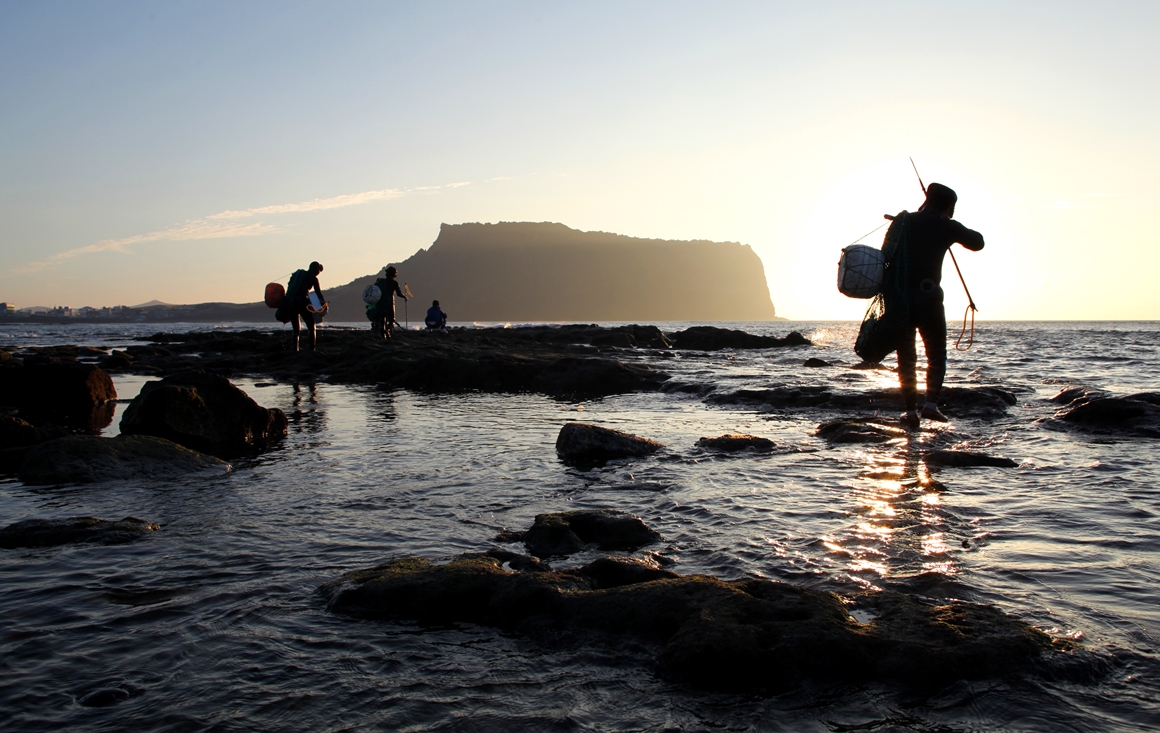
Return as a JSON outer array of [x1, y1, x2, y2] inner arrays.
[[366, 268, 390, 340], [278, 261, 327, 352], [424, 300, 448, 331], [891, 183, 984, 429], [368, 266, 406, 340]]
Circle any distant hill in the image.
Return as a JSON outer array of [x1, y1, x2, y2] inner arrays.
[[5, 223, 780, 324], [323, 222, 777, 323]]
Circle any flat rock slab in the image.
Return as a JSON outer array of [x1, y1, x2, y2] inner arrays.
[[12, 434, 226, 485], [104, 327, 675, 400], [1054, 392, 1160, 438], [555, 422, 664, 464], [322, 554, 1068, 693], [0, 516, 159, 549], [695, 434, 776, 451], [498, 509, 662, 557], [923, 450, 1018, 468], [666, 326, 811, 351], [816, 419, 907, 443]]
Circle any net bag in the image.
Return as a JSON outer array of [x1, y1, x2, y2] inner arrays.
[[837, 244, 884, 298], [362, 284, 382, 304], [854, 293, 908, 363]]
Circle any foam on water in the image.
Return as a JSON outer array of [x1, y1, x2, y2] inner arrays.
[[2, 320, 1159, 731]]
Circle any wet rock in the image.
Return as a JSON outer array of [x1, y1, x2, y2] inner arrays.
[[0, 361, 116, 430], [660, 381, 716, 396], [816, 418, 906, 443], [0, 415, 43, 448], [501, 509, 662, 557], [1050, 386, 1103, 404], [695, 434, 776, 451], [612, 324, 672, 349], [99, 350, 134, 370], [578, 556, 679, 589], [1055, 392, 1160, 438], [322, 554, 1066, 693], [0, 516, 159, 549], [14, 435, 226, 484], [555, 422, 664, 463], [481, 548, 549, 572], [923, 450, 1018, 468], [529, 357, 669, 399], [710, 385, 1016, 420], [803, 358, 830, 368], [667, 326, 811, 351], [709, 386, 836, 409], [78, 687, 132, 708], [120, 370, 287, 457], [938, 386, 1018, 419]]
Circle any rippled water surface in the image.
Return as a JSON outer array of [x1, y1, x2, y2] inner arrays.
[[2, 320, 1159, 732]]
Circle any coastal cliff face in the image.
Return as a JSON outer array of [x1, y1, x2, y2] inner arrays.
[[326, 222, 777, 322]]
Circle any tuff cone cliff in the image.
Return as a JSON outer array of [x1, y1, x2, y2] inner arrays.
[[326, 222, 777, 322]]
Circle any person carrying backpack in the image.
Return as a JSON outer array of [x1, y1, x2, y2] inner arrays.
[[893, 183, 984, 428], [276, 261, 328, 352]]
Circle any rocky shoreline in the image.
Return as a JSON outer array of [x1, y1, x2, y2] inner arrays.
[[0, 322, 1116, 695]]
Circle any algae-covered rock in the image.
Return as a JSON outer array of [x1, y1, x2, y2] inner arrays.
[[555, 422, 664, 464], [15, 434, 226, 485], [0, 516, 159, 549], [120, 370, 287, 457], [321, 554, 1066, 693], [923, 450, 1018, 468], [499, 509, 662, 558], [695, 434, 776, 452]]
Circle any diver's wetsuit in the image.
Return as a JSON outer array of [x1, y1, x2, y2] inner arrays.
[[369, 277, 405, 338], [895, 210, 984, 411], [285, 269, 324, 349]]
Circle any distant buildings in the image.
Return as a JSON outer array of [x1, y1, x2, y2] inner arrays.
[[0, 302, 15, 315]]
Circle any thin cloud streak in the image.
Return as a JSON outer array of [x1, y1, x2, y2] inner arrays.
[[16, 183, 461, 273], [206, 188, 406, 220]]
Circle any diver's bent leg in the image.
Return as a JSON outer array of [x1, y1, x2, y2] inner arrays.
[[291, 314, 301, 352]]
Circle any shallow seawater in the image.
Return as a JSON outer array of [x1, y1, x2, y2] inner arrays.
[[2, 320, 1160, 731]]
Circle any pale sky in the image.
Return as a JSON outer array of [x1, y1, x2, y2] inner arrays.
[[2, 1, 1158, 319]]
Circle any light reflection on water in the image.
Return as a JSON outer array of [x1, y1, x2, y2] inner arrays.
[[1, 320, 1159, 731]]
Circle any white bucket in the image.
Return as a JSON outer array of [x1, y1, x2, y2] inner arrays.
[[837, 244, 884, 299], [362, 284, 382, 304]]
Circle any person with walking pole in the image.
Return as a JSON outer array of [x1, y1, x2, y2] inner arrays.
[[891, 178, 985, 429]]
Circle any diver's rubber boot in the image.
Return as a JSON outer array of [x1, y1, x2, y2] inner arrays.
[[921, 401, 949, 422], [900, 411, 920, 430]]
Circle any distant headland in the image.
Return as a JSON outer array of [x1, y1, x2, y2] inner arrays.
[[1, 222, 781, 324]]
